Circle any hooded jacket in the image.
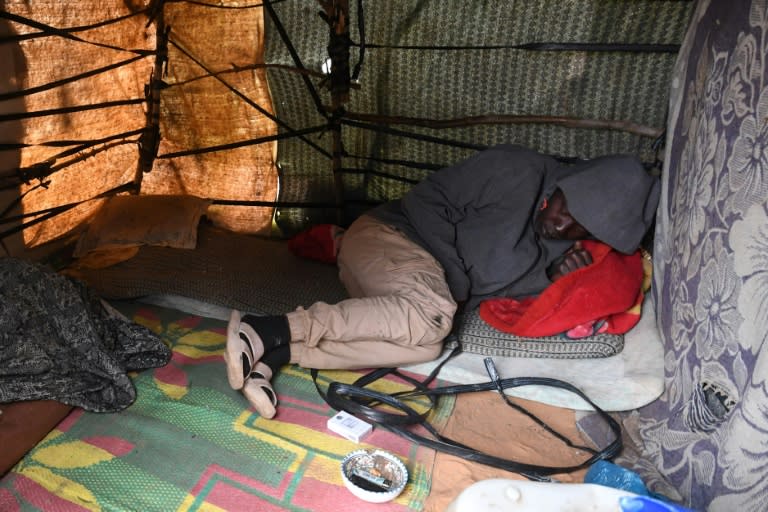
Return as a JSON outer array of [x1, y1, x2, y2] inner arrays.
[[556, 154, 660, 254], [370, 144, 659, 307]]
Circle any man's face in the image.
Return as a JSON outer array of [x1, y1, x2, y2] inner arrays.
[[534, 188, 591, 240]]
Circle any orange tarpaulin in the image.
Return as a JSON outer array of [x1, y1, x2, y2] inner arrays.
[[0, 0, 277, 252]]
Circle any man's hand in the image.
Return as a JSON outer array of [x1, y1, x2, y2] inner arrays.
[[547, 241, 593, 282]]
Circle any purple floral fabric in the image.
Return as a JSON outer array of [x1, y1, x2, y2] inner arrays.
[[617, 1, 768, 510]]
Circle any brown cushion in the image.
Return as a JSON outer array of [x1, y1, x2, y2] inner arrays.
[[73, 194, 211, 259]]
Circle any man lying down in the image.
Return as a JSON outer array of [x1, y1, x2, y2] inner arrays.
[[223, 144, 661, 418]]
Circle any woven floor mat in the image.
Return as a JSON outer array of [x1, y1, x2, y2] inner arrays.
[[71, 225, 348, 314], [0, 303, 449, 511], [72, 225, 622, 359]]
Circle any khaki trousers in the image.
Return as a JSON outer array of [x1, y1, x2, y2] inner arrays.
[[287, 215, 457, 369]]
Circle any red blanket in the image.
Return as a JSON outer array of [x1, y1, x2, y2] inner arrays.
[[479, 240, 645, 338], [289, 227, 647, 339], [287, 224, 344, 264]]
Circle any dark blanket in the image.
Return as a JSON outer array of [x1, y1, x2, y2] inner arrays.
[[0, 258, 171, 412]]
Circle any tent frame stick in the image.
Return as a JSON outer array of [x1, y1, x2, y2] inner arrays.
[[319, 0, 351, 224], [135, 7, 169, 183]]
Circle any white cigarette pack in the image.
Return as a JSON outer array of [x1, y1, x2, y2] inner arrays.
[[327, 410, 373, 443]]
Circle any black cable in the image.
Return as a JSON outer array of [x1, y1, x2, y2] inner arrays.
[[0, 55, 150, 103], [344, 153, 444, 171], [7, 135, 143, 188], [157, 124, 328, 159], [351, 41, 680, 53], [167, 37, 332, 160], [0, 8, 150, 44], [0, 128, 144, 151], [0, 182, 137, 240], [262, 0, 326, 117], [211, 198, 379, 209], [0, 10, 152, 55], [350, 0, 365, 81], [340, 118, 487, 152], [312, 351, 622, 482], [0, 99, 145, 124], [167, 0, 289, 9], [485, 358, 597, 454], [339, 168, 420, 185], [339, 121, 657, 169]]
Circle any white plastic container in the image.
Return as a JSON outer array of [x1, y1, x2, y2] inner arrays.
[[445, 478, 638, 512]]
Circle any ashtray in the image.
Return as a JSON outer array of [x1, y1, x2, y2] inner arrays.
[[340, 449, 409, 503]]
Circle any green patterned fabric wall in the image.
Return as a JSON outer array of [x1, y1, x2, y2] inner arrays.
[[264, 0, 693, 234]]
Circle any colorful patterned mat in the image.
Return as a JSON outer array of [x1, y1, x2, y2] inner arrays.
[[0, 302, 454, 511]]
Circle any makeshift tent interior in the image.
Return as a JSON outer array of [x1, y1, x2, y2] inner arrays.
[[3, 0, 768, 510], [1, 0, 691, 250]]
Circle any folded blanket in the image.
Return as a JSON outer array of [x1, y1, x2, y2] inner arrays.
[[479, 240, 644, 338], [0, 258, 171, 412]]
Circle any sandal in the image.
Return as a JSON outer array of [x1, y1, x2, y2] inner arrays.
[[224, 310, 265, 390], [242, 361, 278, 419]]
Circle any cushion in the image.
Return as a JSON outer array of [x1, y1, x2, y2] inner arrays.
[[448, 306, 624, 359], [73, 194, 211, 258]]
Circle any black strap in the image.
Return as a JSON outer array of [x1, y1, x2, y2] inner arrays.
[[311, 349, 622, 482]]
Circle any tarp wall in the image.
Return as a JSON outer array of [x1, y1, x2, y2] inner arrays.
[[1, 0, 693, 249], [264, 0, 693, 233], [0, 0, 277, 256]]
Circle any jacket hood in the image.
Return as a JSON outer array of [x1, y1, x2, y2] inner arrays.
[[556, 155, 660, 254]]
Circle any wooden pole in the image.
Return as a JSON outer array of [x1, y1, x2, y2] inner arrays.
[[319, 0, 350, 224]]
